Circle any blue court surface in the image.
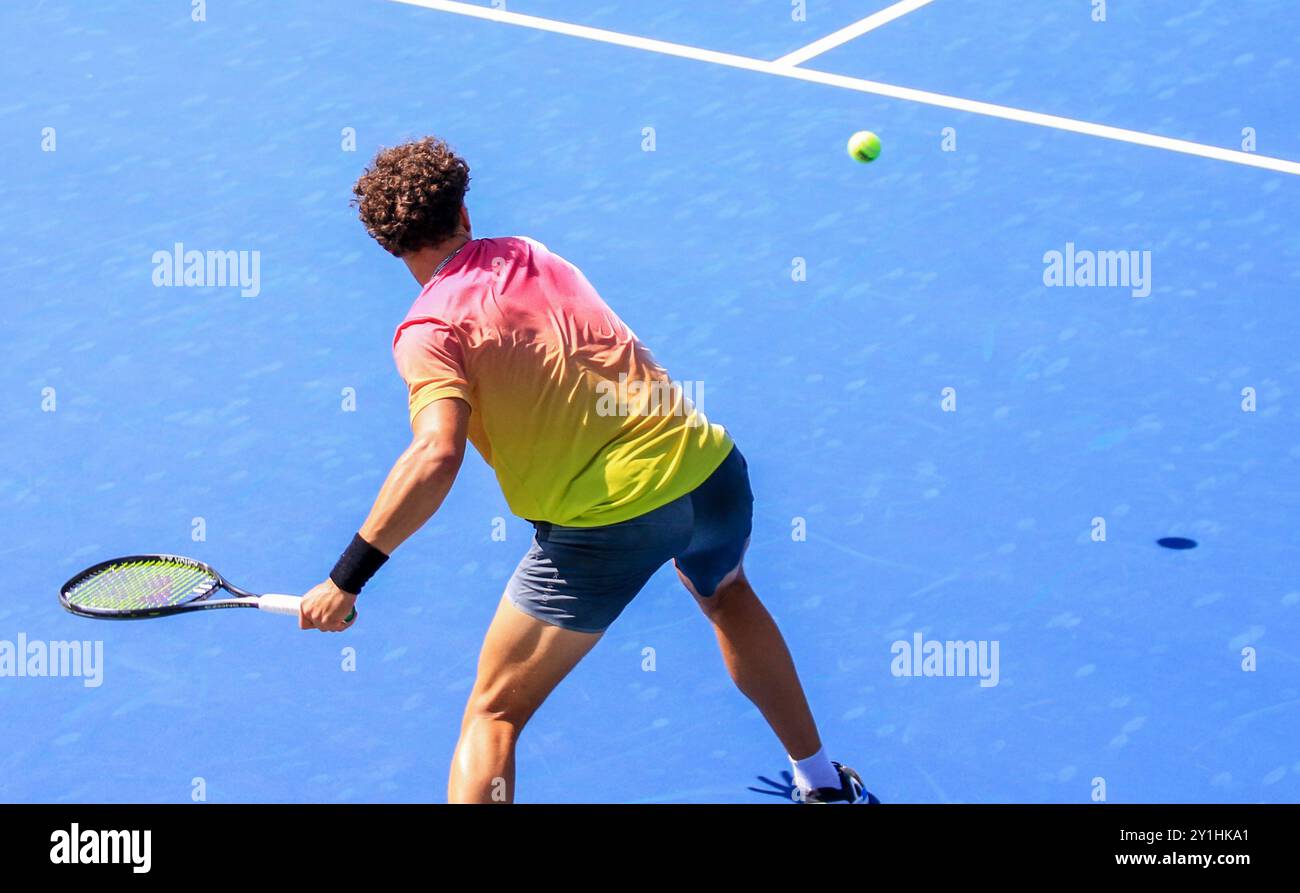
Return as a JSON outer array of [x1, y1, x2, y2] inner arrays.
[[2, 0, 1297, 804]]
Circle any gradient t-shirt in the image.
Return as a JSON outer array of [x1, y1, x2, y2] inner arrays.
[[392, 236, 732, 527]]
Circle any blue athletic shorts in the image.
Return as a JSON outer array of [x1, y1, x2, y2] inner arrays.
[[503, 444, 753, 633]]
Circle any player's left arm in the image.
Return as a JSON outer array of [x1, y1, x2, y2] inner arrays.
[[300, 397, 470, 631]]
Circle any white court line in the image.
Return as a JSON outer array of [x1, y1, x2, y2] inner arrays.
[[774, 0, 938, 66], [389, 0, 1300, 177]]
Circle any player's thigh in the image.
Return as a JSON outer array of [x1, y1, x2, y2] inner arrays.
[[505, 500, 692, 633], [674, 445, 754, 607], [465, 594, 603, 726], [676, 556, 749, 614]]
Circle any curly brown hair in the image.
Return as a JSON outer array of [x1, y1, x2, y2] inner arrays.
[[351, 137, 471, 256]]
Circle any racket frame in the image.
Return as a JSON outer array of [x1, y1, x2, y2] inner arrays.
[[59, 553, 274, 620]]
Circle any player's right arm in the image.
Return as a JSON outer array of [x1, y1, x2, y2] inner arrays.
[[367, 318, 474, 553], [358, 396, 469, 554], [299, 397, 468, 631]]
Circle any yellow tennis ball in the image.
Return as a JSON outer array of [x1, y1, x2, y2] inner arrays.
[[847, 130, 881, 163]]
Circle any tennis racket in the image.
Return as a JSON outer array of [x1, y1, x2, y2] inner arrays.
[[59, 554, 355, 623]]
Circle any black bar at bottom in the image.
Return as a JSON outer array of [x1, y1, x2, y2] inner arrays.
[[0, 803, 1284, 878]]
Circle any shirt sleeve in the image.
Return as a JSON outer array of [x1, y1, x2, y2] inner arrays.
[[392, 319, 472, 426]]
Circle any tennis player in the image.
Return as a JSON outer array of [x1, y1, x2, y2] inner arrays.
[[300, 137, 872, 805]]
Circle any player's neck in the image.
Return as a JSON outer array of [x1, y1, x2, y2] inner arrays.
[[404, 232, 472, 285]]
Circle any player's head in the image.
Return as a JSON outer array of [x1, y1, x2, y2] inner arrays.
[[352, 136, 471, 257]]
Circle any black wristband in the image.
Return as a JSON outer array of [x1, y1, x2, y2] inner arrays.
[[330, 533, 389, 596]]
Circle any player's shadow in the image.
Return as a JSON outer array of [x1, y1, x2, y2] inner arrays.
[[748, 770, 797, 802]]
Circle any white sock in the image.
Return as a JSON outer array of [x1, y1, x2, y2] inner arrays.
[[789, 746, 840, 793]]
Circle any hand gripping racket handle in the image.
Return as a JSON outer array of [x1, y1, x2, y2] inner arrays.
[[258, 594, 357, 623]]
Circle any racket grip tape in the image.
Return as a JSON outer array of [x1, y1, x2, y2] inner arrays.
[[258, 594, 357, 624]]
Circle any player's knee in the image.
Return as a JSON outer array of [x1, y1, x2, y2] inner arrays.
[[464, 688, 534, 732]]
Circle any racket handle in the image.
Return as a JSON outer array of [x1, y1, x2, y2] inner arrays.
[[258, 594, 357, 624], [257, 594, 303, 616]]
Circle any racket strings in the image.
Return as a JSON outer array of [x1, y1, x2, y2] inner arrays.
[[63, 559, 219, 611]]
